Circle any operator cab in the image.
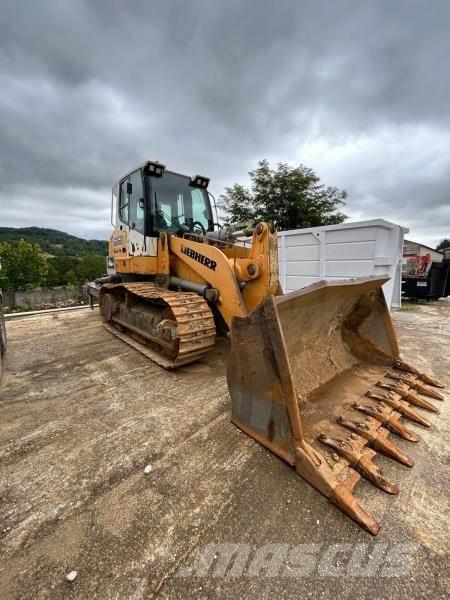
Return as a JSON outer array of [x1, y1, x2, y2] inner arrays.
[[113, 161, 214, 238]]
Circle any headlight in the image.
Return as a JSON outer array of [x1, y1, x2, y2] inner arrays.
[[190, 175, 209, 189], [145, 160, 165, 177]]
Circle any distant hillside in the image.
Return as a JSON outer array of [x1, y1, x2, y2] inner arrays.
[[0, 227, 108, 256]]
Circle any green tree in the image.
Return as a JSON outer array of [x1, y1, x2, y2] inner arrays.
[[45, 261, 61, 288], [45, 256, 81, 287], [436, 238, 450, 251], [79, 255, 106, 282], [0, 226, 108, 256], [65, 270, 78, 287], [0, 239, 48, 291], [218, 159, 347, 230]]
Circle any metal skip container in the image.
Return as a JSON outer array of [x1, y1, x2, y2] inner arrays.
[[227, 275, 444, 534]]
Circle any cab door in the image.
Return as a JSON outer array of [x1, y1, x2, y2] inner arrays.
[[119, 169, 157, 257]]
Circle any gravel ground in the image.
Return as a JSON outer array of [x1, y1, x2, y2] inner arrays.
[[0, 300, 448, 599]]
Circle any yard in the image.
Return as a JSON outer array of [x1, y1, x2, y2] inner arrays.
[[0, 301, 448, 599]]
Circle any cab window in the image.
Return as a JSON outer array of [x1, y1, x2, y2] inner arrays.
[[128, 170, 145, 234], [152, 172, 213, 233], [119, 180, 129, 223], [190, 189, 209, 226], [118, 170, 145, 233]]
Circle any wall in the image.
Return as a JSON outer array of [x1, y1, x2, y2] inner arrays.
[[2, 286, 88, 308]]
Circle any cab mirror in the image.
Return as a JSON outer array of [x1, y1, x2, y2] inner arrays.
[[139, 198, 144, 209], [127, 182, 133, 194]]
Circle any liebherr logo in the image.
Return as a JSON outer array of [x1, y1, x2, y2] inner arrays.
[[181, 245, 217, 271]]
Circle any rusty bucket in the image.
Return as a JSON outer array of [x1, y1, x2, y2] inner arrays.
[[228, 276, 444, 535]]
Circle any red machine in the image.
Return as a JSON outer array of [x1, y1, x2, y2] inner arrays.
[[403, 253, 431, 277]]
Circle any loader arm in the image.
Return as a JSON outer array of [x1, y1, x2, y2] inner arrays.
[[168, 222, 280, 327]]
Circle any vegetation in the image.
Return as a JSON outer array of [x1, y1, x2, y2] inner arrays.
[[0, 230, 107, 291], [45, 254, 106, 287], [436, 238, 450, 251], [0, 240, 48, 291], [219, 159, 347, 230], [0, 227, 107, 256]]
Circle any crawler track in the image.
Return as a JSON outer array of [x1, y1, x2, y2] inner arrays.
[[101, 282, 216, 369]]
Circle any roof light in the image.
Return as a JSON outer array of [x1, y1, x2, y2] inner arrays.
[[190, 175, 210, 189], [145, 160, 166, 177]]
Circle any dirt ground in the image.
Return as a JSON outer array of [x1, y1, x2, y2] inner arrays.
[[0, 301, 448, 599]]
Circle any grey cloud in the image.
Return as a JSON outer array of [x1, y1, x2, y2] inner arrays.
[[0, 0, 449, 246]]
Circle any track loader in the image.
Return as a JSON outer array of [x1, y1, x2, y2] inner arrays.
[[89, 160, 444, 534]]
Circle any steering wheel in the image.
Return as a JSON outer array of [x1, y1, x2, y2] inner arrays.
[[189, 221, 206, 235]]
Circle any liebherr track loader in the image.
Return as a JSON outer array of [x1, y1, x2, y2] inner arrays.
[[89, 160, 445, 534]]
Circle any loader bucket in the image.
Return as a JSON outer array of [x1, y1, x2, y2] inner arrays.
[[228, 276, 444, 535]]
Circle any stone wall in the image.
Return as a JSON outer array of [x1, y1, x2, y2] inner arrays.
[[2, 286, 88, 308]]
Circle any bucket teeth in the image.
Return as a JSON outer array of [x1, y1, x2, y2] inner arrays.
[[337, 416, 414, 467], [393, 358, 444, 388], [386, 372, 445, 401], [227, 277, 447, 536], [331, 484, 381, 536], [357, 454, 399, 495], [376, 381, 439, 413], [294, 441, 381, 535], [366, 391, 431, 427], [352, 402, 420, 442], [318, 434, 399, 495]]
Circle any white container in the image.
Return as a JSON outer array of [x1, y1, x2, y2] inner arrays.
[[277, 219, 407, 310]]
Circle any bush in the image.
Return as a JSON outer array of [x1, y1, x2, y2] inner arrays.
[[0, 240, 48, 291], [44, 254, 106, 287]]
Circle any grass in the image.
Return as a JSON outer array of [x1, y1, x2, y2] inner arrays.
[[399, 301, 418, 312]]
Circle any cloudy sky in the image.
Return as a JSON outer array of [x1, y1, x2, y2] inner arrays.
[[1, 0, 449, 247]]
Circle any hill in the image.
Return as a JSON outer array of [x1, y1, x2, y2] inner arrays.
[[0, 227, 108, 256]]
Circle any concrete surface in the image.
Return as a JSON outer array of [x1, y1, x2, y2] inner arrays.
[[0, 301, 448, 599]]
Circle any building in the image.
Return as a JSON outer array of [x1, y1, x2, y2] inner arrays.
[[403, 239, 443, 263]]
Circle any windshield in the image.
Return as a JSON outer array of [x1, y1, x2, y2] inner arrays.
[[151, 172, 213, 233]]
